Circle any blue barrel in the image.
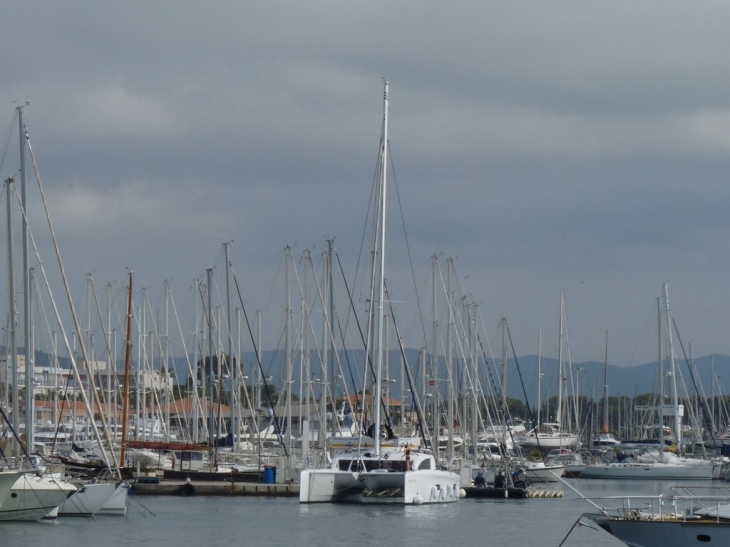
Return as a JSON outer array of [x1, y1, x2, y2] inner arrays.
[[263, 466, 274, 484]]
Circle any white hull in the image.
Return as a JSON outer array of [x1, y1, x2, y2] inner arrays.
[[300, 465, 461, 505], [580, 462, 716, 480], [584, 513, 730, 547], [299, 469, 366, 503], [360, 469, 461, 504], [523, 463, 565, 482], [96, 483, 129, 516], [0, 474, 77, 521], [518, 433, 579, 450], [0, 471, 23, 507], [58, 481, 117, 517]]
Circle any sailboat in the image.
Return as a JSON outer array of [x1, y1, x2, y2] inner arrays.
[[591, 332, 620, 448], [517, 291, 579, 452], [4, 111, 128, 518], [581, 285, 717, 480], [300, 82, 461, 505]]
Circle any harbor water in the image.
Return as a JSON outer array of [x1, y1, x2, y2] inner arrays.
[[0, 479, 713, 547]]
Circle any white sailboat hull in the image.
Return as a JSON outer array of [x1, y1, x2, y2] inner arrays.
[[95, 482, 129, 516], [517, 433, 579, 450], [0, 474, 77, 521], [58, 481, 117, 517], [0, 471, 23, 507], [523, 463, 566, 482], [580, 462, 716, 480]]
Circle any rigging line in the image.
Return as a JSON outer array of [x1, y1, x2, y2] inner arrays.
[[193, 280, 215, 441], [28, 259, 76, 454], [310, 246, 359, 428], [300, 246, 352, 433], [506, 325, 544, 455], [387, 143, 430, 351], [0, 403, 34, 464], [475, 331, 513, 458], [173, 279, 205, 440], [331, 249, 369, 428], [0, 109, 19, 175], [333, 296, 360, 419], [88, 275, 121, 428], [333, 248, 393, 430], [140, 288, 175, 440], [12, 175, 115, 468], [384, 282, 431, 450], [231, 270, 289, 457], [671, 316, 717, 451]]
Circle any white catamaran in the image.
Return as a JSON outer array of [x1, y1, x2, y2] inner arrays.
[[299, 82, 461, 505]]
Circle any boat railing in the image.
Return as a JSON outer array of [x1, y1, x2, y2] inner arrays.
[[599, 491, 730, 523]]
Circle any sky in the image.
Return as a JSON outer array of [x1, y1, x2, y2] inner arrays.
[[3, 2, 730, 370]]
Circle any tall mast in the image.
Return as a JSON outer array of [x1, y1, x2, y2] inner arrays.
[[556, 290, 565, 428], [656, 296, 664, 449], [224, 242, 233, 443], [284, 245, 293, 475], [5, 177, 19, 456], [164, 280, 171, 441], [328, 239, 337, 440], [446, 258, 454, 461], [18, 106, 33, 455], [318, 249, 328, 451], [500, 316, 507, 426], [431, 254, 438, 443], [537, 328, 542, 426], [207, 267, 215, 447], [602, 331, 609, 433], [663, 283, 682, 449], [373, 80, 389, 455], [120, 270, 134, 467], [27, 267, 35, 451]]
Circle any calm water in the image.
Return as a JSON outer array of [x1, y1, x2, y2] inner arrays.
[[0, 479, 713, 547]]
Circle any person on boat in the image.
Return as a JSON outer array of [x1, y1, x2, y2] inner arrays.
[[474, 471, 486, 488], [512, 470, 527, 489], [405, 448, 411, 471], [494, 471, 505, 489]]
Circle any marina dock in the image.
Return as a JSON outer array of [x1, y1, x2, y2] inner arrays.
[[130, 479, 299, 497]]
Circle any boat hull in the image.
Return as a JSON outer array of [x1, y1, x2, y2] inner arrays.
[[0, 475, 77, 521], [360, 469, 461, 504], [584, 513, 730, 547], [95, 482, 129, 516], [299, 469, 366, 503], [463, 487, 527, 499], [58, 481, 117, 517], [524, 464, 565, 482], [0, 471, 23, 507], [517, 434, 579, 450], [580, 462, 716, 480]]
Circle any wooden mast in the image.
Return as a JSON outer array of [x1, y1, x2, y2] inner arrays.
[[120, 270, 134, 467]]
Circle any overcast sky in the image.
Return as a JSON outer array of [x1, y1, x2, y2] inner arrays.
[[3, 2, 730, 369]]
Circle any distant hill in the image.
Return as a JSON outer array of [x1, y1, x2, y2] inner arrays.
[[6, 346, 730, 403]]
